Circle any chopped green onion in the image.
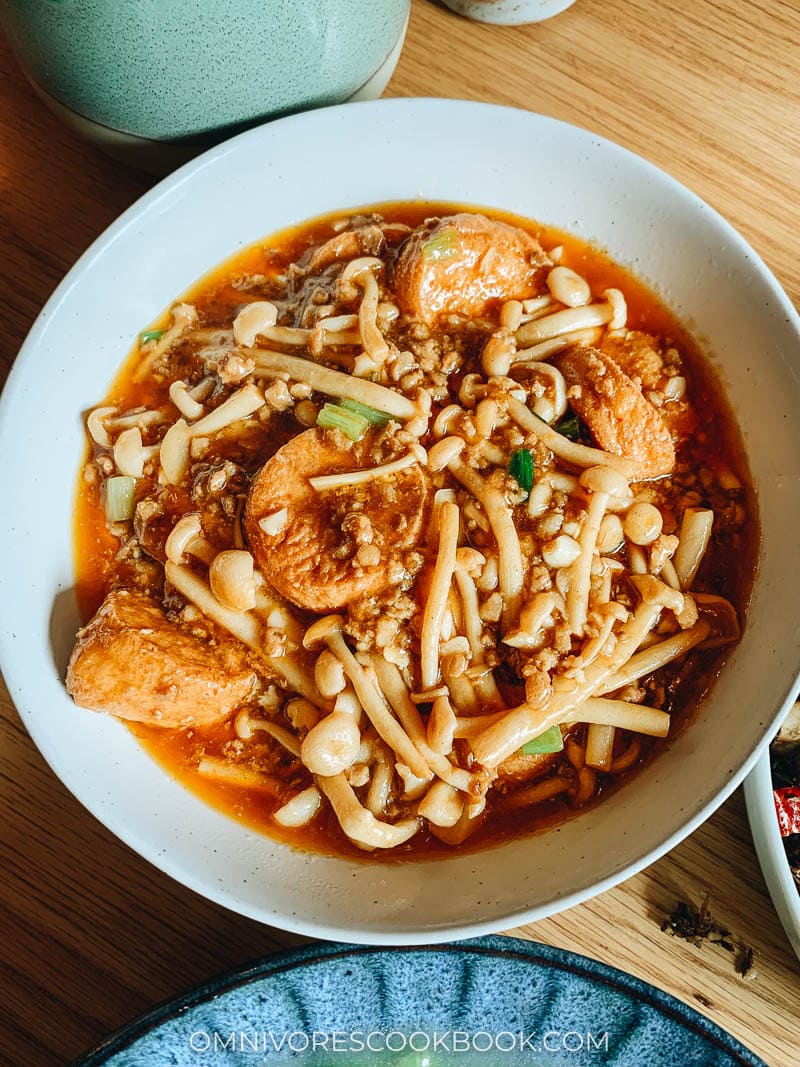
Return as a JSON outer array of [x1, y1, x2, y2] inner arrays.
[[509, 448, 534, 495], [339, 398, 391, 427], [316, 402, 370, 441], [555, 411, 587, 442], [103, 476, 136, 522], [420, 227, 458, 261], [520, 726, 564, 756], [140, 328, 164, 345]]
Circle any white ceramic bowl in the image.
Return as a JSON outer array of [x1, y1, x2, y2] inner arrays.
[[441, 0, 575, 25], [2, 99, 800, 944], [744, 743, 800, 962]]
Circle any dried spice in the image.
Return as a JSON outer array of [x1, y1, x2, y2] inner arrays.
[[661, 894, 719, 945], [660, 895, 756, 979], [735, 943, 755, 979]]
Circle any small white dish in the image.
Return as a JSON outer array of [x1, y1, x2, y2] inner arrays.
[[1, 99, 800, 944], [441, 0, 576, 26], [744, 746, 800, 962]]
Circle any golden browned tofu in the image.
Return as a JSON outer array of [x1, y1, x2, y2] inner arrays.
[[602, 330, 696, 440], [66, 588, 256, 727], [557, 346, 676, 480], [245, 428, 431, 613], [601, 331, 666, 391], [393, 213, 547, 324]]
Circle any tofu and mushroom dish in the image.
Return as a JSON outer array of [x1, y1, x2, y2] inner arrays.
[[67, 203, 757, 856]]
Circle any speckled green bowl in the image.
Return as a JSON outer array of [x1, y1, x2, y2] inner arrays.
[[1, 0, 409, 151]]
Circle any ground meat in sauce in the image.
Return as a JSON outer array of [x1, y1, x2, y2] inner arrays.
[[69, 203, 757, 859]]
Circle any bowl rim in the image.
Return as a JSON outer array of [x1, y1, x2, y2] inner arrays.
[[76, 934, 767, 1066], [744, 746, 800, 963], [2, 97, 800, 943]]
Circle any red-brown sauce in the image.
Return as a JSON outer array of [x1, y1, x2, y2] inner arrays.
[[73, 201, 759, 860]]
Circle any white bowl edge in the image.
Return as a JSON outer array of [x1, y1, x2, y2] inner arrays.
[[1, 98, 800, 943], [744, 753, 800, 962]]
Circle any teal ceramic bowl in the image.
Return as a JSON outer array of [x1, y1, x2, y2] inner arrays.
[[1, 0, 409, 166]]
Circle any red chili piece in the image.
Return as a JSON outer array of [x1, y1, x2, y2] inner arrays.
[[773, 787, 800, 837]]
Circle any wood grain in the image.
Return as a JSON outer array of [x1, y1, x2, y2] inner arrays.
[[1, 2, 799, 1064]]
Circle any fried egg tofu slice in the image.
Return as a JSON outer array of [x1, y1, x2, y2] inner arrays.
[[245, 428, 431, 613], [66, 588, 256, 727], [557, 345, 676, 480], [393, 213, 548, 324]]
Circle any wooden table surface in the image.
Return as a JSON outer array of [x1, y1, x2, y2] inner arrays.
[[1, 1, 799, 1064]]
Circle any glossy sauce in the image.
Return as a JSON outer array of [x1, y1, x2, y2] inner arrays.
[[73, 201, 759, 860]]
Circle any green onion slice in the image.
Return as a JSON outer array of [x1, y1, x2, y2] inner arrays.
[[339, 398, 391, 426], [140, 328, 164, 344], [103, 476, 136, 522], [509, 448, 534, 495], [420, 228, 458, 261], [520, 726, 564, 756], [316, 402, 370, 441], [555, 411, 587, 442]]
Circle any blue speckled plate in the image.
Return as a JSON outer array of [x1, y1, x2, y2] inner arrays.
[[76, 936, 763, 1066]]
